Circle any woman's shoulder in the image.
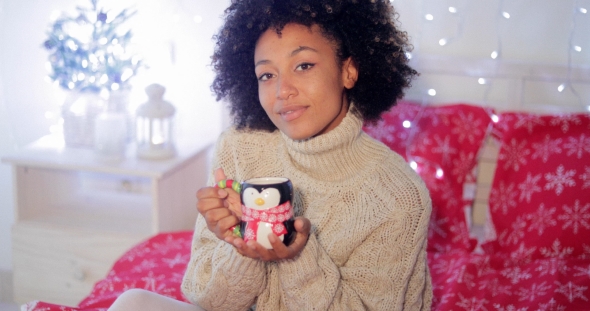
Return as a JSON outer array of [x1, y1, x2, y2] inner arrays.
[[359, 132, 414, 174], [360, 133, 430, 210]]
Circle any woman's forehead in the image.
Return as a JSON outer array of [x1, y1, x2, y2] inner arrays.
[[254, 23, 337, 59]]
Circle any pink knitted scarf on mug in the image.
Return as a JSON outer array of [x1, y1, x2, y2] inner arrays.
[[241, 201, 293, 243]]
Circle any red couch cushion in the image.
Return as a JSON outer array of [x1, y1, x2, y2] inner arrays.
[[428, 252, 590, 310], [483, 112, 590, 259], [364, 101, 493, 252], [23, 231, 590, 311]]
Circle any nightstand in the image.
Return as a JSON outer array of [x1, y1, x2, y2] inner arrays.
[[2, 135, 213, 306]]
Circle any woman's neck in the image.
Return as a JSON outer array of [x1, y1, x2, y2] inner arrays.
[[280, 110, 375, 181]]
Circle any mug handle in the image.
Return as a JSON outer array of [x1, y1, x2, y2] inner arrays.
[[215, 179, 242, 238]]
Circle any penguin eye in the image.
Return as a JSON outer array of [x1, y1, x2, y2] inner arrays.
[[261, 188, 280, 205]]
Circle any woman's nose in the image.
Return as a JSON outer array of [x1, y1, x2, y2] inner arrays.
[[276, 75, 297, 99]]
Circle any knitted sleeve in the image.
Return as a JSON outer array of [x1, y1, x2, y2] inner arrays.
[[181, 131, 267, 311], [272, 168, 433, 310]]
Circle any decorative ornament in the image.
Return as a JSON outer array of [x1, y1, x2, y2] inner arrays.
[[135, 84, 176, 160], [43, 0, 142, 148], [43, 0, 143, 93], [93, 92, 130, 162]]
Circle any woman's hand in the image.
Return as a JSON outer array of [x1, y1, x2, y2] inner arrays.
[[225, 216, 311, 261], [196, 168, 242, 241]]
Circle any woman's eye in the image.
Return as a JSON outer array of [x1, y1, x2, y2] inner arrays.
[[296, 63, 315, 71], [258, 73, 273, 81]]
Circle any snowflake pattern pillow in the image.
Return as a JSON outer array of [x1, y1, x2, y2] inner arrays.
[[80, 231, 191, 309], [364, 101, 494, 252], [484, 112, 590, 259], [428, 252, 590, 311]]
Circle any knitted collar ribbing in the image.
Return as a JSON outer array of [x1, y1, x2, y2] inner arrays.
[[280, 109, 376, 182]]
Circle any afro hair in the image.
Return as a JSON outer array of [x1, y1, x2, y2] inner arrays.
[[211, 0, 418, 131]]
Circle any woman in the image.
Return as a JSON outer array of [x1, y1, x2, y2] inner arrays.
[[108, 0, 431, 310]]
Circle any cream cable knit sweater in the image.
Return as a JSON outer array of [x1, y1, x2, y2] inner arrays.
[[181, 110, 432, 311]]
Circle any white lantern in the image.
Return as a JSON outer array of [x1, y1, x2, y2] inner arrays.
[[136, 84, 176, 160]]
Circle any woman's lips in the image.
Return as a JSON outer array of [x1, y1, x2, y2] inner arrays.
[[279, 106, 307, 122]]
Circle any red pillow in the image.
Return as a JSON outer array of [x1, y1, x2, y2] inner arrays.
[[483, 112, 590, 259], [78, 231, 193, 309], [364, 101, 494, 252]]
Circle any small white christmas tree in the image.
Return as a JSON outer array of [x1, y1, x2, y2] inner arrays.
[[43, 0, 143, 93]]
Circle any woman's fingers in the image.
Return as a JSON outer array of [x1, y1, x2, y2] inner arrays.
[[196, 188, 227, 214], [231, 217, 311, 261], [210, 168, 242, 217], [202, 207, 240, 239], [195, 170, 241, 240], [270, 217, 311, 259], [214, 167, 227, 183], [294, 217, 312, 236]]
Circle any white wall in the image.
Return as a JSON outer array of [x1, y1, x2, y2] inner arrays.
[[0, 0, 589, 282]]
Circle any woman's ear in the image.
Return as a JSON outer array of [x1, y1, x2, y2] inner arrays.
[[342, 57, 358, 90]]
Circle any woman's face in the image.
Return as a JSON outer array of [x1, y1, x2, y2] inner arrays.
[[254, 23, 358, 140]]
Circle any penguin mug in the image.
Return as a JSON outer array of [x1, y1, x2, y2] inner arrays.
[[240, 177, 296, 249], [216, 177, 296, 249]]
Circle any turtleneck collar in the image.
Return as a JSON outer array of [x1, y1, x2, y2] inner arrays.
[[280, 109, 379, 182]]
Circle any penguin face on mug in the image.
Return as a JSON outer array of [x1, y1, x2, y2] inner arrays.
[[242, 187, 281, 210], [241, 178, 292, 210]]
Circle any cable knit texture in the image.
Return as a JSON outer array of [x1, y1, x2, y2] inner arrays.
[[181, 110, 433, 310]]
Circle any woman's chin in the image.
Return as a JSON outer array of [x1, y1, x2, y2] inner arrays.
[[280, 127, 315, 141]]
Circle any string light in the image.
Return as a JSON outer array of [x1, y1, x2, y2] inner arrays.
[[400, 0, 589, 185], [403, 120, 412, 128], [480, 0, 513, 105], [435, 2, 468, 48], [556, 0, 585, 108], [413, 0, 588, 111], [490, 0, 512, 61]]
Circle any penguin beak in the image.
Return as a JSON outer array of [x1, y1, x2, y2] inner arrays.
[[255, 198, 265, 206]]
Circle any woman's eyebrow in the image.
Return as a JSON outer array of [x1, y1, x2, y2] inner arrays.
[[291, 45, 318, 56], [255, 59, 270, 68], [255, 46, 318, 68]]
